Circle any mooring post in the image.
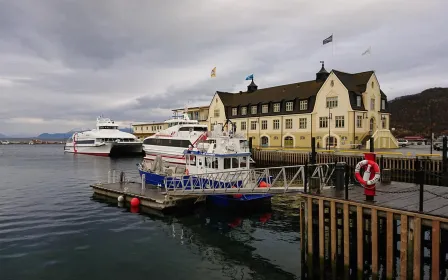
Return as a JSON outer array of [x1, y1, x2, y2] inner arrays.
[[443, 136, 448, 186], [335, 162, 345, 191], [107, 170, 111, 183], [310, 137, 317, 164], [304, 161, 308, 193], [418, 168, 424, 212], [344, 164, 349, 200], [112, 170, 116, 183], [141, 173, 146, 192]]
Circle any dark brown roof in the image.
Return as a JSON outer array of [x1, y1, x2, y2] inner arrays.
[[217, 79, 324, 107], [332, 70, 374, 93]]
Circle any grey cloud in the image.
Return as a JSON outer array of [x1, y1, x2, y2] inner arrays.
[[0, 0, 447, 136]]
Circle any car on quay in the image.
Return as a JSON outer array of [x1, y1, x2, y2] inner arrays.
[[397, 139, 409, 147]]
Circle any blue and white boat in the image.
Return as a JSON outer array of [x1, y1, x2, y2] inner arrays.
[[137, 123, 272, 207]]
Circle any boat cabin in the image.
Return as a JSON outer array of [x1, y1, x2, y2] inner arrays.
[[184, 150, 251, 175]]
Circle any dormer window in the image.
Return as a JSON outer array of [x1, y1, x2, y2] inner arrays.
[[381, 100, 386, 110], [286, 101, 293, 111], [300, 100, 308, 110], [232, 108, 237, 116], [262, 104, 268, 113], [273, 103, 280, 112], [241, 107, 247, 115], [356, 96, 362, 107], [251, 105, 257, 114]]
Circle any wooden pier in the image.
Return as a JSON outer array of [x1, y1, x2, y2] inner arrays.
[[90, 182, 204, 211], [300, 181, 448, 279]]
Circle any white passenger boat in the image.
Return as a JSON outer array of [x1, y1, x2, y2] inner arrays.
[[64, 116, 142, 157], [142, 113, 252, 165]]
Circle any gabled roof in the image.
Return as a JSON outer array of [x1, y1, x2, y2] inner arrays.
[[332, 70, 374, 93], [217, 79, 324, 107]]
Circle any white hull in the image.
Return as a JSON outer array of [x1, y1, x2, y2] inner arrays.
[[65, 142, 142, 156], [143, 145, 186, 165]]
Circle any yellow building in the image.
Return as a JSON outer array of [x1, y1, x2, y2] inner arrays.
[[171, 106, 209, 125], [207, 63, 398, 149], [132, 122, 168, 140]]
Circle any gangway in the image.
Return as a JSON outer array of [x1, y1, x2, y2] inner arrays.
[[162, 163, 336, 196]]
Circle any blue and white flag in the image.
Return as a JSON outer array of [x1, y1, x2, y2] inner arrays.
[[323, 35, 333, 45], [245, 74, 254, 80]]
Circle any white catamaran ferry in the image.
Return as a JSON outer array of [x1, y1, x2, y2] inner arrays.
[[64, 116, 142, 157]]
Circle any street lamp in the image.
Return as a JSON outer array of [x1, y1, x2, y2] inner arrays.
[[327, 108, 332, 150]]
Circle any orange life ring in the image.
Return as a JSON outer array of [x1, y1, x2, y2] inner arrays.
[[354, 160, 380, 186], [231, 185, 243, 199]]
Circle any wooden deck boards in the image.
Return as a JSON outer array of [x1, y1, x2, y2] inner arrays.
[[320, 181, 448, 218]]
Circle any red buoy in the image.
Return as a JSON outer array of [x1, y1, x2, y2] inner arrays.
[[259, 181, 268, 188], [231, 185, 243, 199], [130, 197, 140, 207]]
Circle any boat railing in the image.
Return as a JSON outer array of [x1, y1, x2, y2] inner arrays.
[[163, 163, 336, 195]]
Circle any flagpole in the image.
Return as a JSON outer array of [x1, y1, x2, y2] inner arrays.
[[332, 33, 334, 57]]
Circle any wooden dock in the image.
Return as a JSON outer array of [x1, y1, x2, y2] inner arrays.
[[90, 182, 204, 211], [300, 180, 448, 279]]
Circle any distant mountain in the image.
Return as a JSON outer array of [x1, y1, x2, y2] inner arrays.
[[389, 87, 448, 137], [0, 133, 7, 138], [37, 128, 133, 139]]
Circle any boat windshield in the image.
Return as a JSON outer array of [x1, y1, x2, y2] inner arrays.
[[99, 126, 118, 129]]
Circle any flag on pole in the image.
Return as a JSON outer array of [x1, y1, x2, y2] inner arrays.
[[245, 74, 254, 80], [323, 34, 333, 45], [210, 67, 216, 78], [362, 47, 371, 56]]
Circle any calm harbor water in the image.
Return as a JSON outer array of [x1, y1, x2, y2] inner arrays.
[[0, 145, 302, 280]]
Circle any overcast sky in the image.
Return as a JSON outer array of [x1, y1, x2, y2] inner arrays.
[[0, 0, 447, 136]]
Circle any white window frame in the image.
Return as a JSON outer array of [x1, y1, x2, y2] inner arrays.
[[299, 100, 308, 110], [299, 118, 307, 129], [262, 104, 268, 113], [250, 121, 257, 130], [319, 117, 328, 128], [273, 103, 280, 112], [241, 107, 247, 115], [286, 101, 293, 112], [214, 109, 220, 117], [232, 108, 237, 116], [381, 100, 386, 110], [251, 105, 257, 114], [261, 120, 267, 130], [273, 120, 280, 130], [356, 115, 362, 128], [370, 98, 375, 110], [356, 96, 362, 107], [285, 118, 293, 129], [241, 121, 246, 130], [326, 97, 338, 108], [335, 116, 344, 128]]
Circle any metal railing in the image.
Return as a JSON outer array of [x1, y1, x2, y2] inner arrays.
[[162, 163, 336, 195]]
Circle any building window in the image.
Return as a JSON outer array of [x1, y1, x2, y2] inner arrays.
[[370, 98, 375, 110], [371, 81, 374, 88], [300, 100, 308, 110], [250, 121, 257, 130], [273, 103, 280, 112], [335, 116, 344, 128], [284, 136, 294, 148], [330, 80, 334, 87], [232, 108, 237, 116], [285, 119, 293, 129], [251, 106, 257, 114], [273, 120, 280, 130], [356, 115, 362, 128], [262, 104, 268, 113], [356, 96, 362, 107], [381, 100, 386, 110], [286, 102, 293, 111], [319, 117, 328, 128], [241, 107, 247, 115], [241, 121, 246, 131], [326, 97, 338, 108], [299, 118, 307, 129], [382, 118, 387, 129], [214, 109, 220, 117], [261, 120, 267, 130]]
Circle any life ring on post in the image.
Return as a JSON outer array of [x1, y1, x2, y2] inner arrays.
[[354, 160, 380, 186]]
